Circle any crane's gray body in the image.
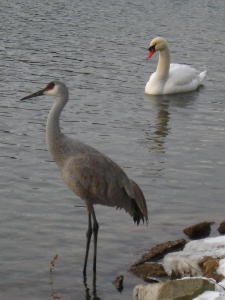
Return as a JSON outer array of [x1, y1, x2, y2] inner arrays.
[[21, 80, 148, 277], [52, 133, 148, 223], [44, 81, 148, 224]]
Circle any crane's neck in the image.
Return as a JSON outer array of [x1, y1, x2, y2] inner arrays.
[[156, 47, 170, 79], [46, 92, 68, 164]]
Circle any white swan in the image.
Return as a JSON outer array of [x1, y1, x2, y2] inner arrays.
[[145, 37, 207, 95]]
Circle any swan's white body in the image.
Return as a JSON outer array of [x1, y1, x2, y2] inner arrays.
[[145, 37, 207, 95]]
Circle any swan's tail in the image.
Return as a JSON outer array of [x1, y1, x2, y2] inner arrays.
[[199, 70, 207, 83]]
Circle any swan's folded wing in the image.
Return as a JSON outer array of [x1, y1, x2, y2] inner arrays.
[[169, 64, 199, 86]]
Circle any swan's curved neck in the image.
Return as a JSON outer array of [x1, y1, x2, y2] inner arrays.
[[46, 92, 68, 160], [156, 47, 170, 79]]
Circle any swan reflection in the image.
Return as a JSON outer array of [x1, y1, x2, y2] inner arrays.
[[143, 91, 200, 153]]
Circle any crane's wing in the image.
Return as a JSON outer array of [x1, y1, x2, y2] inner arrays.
[[61, 152, 148, 224]]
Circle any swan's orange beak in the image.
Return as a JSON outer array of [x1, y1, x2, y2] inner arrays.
[[146, 45, 155, 59]]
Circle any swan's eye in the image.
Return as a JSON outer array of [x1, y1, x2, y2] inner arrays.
[[148, 45, 155, 51]]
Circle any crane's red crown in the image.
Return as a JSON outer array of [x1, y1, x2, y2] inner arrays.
[[45, 82, 55, 91]]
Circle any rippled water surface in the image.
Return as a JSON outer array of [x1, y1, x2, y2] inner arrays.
[[1, 0, 225, 299]]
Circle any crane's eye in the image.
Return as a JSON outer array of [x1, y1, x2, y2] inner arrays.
[[45, 82, 55, 91]]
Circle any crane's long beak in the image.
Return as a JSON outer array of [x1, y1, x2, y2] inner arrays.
[[20, 89, 44, 101]]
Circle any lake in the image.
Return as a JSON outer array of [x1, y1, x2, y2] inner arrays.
[[0, 0, 225, 299]]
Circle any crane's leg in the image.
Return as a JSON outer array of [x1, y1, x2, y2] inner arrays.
[[83, 212, 92, 277], [91, 207, 99, 276]]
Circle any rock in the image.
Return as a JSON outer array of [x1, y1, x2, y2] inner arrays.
[[134, 282, 162, 300], [132, 239, 186, 266], [218, 221, 225, 234], [113, 275, 124, 292], [183, 222, 214, 239], [133, 278, 215, 300], [198, 256, 224, 282], [130, 262, 167, 280]]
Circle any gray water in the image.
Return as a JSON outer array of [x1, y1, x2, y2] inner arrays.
[[0, 0, 225, 299]]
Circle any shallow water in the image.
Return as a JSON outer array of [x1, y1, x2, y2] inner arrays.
[[0, 0, 225, 299]]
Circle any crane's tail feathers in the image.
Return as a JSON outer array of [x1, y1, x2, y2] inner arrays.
[[132, 200, 148, 225], [124, 180, 148, 225]]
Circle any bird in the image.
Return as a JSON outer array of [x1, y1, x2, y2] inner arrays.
[[21, 80, 148, 277], [145, 37, 207, 95]]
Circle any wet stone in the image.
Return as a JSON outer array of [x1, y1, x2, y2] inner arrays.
[[218, 220, 225, 234], [198, 256, 224, 282], [113, 275, 124, 292], [183, 221, 214, 239], [130, 262, 167, 280], [132, 239, 186, 266]]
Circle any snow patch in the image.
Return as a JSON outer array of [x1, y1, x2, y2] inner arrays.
[[163, 236, 225, 277]]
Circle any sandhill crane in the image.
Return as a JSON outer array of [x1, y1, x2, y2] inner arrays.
[[21, 80, 148, 277]]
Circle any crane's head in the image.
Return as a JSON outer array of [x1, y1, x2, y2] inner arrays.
[[146, 37, 168, 59], [20, 80, 67, 100]]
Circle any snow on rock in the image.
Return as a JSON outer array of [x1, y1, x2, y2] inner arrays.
[[185, 236, 225, 251], [217, 258, 225, 278], [163, 236, 225, 277], [193, 291, 225, 300]]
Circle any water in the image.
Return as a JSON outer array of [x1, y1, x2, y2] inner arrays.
[[0, 0, 225, 299]]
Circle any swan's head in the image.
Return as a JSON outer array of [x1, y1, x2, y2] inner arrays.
[[21, 81, 68, 101], [147, 37, 168, 59]]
